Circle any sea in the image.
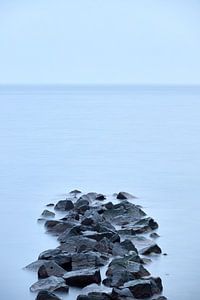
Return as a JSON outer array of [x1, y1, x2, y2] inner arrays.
[[0, 85, 200, 300]]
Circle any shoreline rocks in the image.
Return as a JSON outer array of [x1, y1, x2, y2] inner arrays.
[[25, 190, 167, 300]]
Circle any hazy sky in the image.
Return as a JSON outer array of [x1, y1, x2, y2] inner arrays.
[[0, 0, 200, 84]]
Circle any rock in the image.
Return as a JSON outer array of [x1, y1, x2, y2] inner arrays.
[[150, 232, 160, 239], [30, 276, 67, 292], [24, 260, 47, 272], [103, 201, 145, 225], [57, 225, 82, 243], [83, 231, 120, 243], [140, 243, 162, 255], [45, 220, 79, 235], [104, 202, 114, 210], [134, 217, 158, 230], [54, 200, 74, 211], [77, 292, 111, 300], [96, 194, 106, 201], [103, 259, 149, 287], [38, 249, 61, 260], [71, 252, 108, 270], [116, 192, 136, 200], [38, 261, 66, 279], [36, 290, 62, 300], [123, 277, 163, 299], [111, 287, 133, 298], [63, 269, 101, 287], [112, 239, 138, 256], [41, 210, 55, 218], [46, 203, 55, 207], [152, 297, 167, 300], [75, 197, 90, 209], [58, 236, 97, 253], [70, 189, 82, 196]]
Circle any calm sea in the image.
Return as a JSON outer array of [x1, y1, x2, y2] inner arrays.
[[0, 85, 200, 299]]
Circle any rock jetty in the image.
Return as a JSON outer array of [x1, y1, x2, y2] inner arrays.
[[25, 190, 167, 300]]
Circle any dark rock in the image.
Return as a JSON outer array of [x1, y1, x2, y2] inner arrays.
[[63, 269, 101, 287], [77, 292, 111, 300], [36, 290, 62, 300], [123, 277, 163, 299], [58, 225, 82, 243], [41, 210, 55, 218], [94, 237, 113, 254], [96, 194, 106, 201], [70, 189, 82, 196], [104, 202, 114, 210], [140, 243, 162, 255], [83, 231, 120, 243], [152, 297, 167, 300], [71, 252, 108, 270], [150, 232, 160, 239], [103, 201, 145, 225], [45, 220, 79, 235], [38, 249, 61, 260], [46, 203, 55, 207], [75, 197, 90, 208], [134, 217, 158, 230], [30, 276, 67, 292], [55, 200, 74, 211], [24, 260, 47, 272], [112, 239, 138, 256], [116, 192, 137, 200], [38, 261, 66, 279], [58, 236, 97, 253], [111, 287, 133, 298]]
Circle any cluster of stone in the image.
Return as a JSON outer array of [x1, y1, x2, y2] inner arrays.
[[25, 190, 167, 300]]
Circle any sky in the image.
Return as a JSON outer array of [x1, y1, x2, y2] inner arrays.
[[0, 0, 200, 85]]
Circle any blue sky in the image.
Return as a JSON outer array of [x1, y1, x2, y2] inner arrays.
[[0, 0, 200, 84]]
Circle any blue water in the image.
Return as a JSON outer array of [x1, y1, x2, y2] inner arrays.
[[0, 85, 200, 299]]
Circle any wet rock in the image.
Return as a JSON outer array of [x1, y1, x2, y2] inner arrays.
[[38, 261, 66, 279], [94, 237, 113, 255], [103, 201, 145, 225], [70, 189, 82, 196], [96, 194, 106, 201], [111, 287, 133, 298], [150, 232, 160, 239], [77, 292, 112, 300], [24, 260, 47, 272], [58, 225, 82, 243], [58, 236, 97, 253], [75, 197, 90, 209], [140, 243, 162, 255], [38, 249, 62, 260], [134, 217, 158, 230], [123, 277, 163, 299], [46, 203, 55, 207], [41, 210, 55, 218], [116, 192, 136, 200], [112, 239, 138, 256], [71, 252, 109, 270], [63, 269, 101, 287], [36, 290, 62, 300], [45, 220, 79, 235], [83, 230, 120, 243], [30, 276, 67, 292], [104, 202, 114, 210], [55, 200, 74, 211]]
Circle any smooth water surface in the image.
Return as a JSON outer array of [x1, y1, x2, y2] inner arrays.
[[0, 85, 200, 299]]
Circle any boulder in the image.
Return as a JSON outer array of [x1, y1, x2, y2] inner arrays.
[[150, 232, 160, 239], [96, 194, 106, 201], [140, 243, 162, 255], [46, 203, 55, 207], [123, 277, 163, 299], [116, 192, 136, 200], [83, 231, 120, 243], [54, 200, 74, 211], [38, 249, 62, 260], [38, 261, 66, 279], [134, 217, 158, 230], [71, 252, 108, 270], [77, 292, 111, 300], [152, 297, 167, 300], [112, 239, 138, 256], [36, 290, 62, 300], [58, 236, 97, 253], [58, 225, 82, 243], [63, 269, 101, 287], [41, 210, 55, 218], [24, 260, 47, 272], [30, 276, 67, 292]]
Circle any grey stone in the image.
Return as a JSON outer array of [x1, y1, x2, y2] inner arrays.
[[30, 276, 67, 292], [38, 261, 66, 279], [63, 269, 101, 287]]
